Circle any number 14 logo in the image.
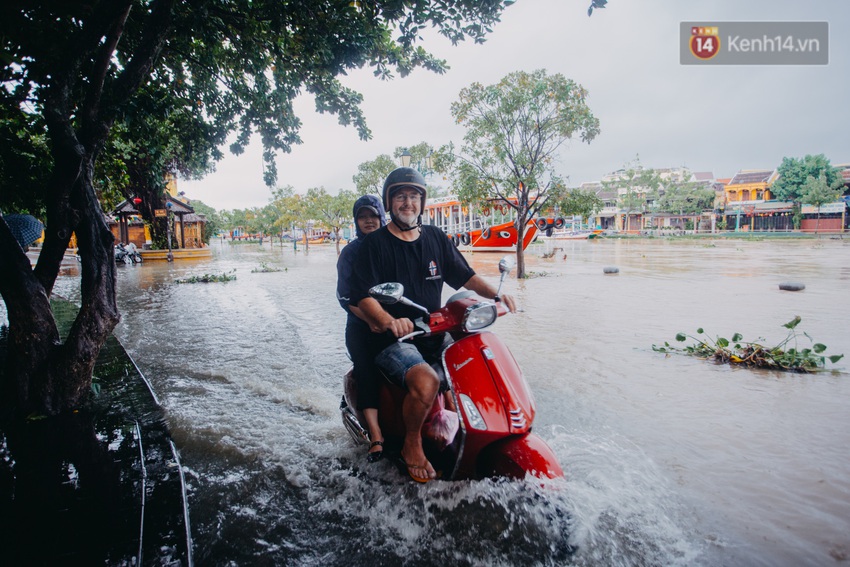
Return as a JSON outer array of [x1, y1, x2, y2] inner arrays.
[[690, 26, 720, 60]]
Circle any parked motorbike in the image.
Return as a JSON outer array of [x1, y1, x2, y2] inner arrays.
[[115, 242, 142, 264], [341, 257, 564, 481]]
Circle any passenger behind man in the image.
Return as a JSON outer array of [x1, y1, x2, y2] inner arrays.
[[351, 167, 516, 483], [336, 194, 387, 462]]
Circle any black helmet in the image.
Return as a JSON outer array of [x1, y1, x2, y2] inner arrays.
[[382, 167, 427, 211]]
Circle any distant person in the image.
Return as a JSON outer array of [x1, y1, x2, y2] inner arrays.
[[351, 167, 516, 482], [336, 194, 387, 462]]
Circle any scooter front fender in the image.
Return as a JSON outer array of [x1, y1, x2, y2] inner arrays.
[[478, 432, 564, 480]]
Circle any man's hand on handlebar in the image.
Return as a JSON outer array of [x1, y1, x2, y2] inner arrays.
[[384, 317, 415, 338], [498, 293, 518, 313]]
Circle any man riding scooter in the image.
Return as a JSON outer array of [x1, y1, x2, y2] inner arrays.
[[351, 167, 517, 483]]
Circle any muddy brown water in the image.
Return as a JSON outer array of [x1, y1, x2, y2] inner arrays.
[[6, 236, 849, 566]]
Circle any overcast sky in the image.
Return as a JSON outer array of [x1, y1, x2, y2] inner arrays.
[[180, 0, 849, 211]]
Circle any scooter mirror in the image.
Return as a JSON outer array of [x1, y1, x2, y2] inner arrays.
[[498, 256, 516, 275], [369, 282, 404, 304]]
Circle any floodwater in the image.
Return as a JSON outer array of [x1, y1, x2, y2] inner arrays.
[[20, 236, 850, 565]]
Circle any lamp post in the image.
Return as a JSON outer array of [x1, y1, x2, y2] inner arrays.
[[166, 201, 174, 262], [399, 148, 434, 175]]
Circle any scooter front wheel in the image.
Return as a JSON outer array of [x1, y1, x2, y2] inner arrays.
[[478, 433, 564, 480]]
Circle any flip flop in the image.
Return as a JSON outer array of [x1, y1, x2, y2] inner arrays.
[[367, 440, 384, 463], [402, 459, 436, 483]]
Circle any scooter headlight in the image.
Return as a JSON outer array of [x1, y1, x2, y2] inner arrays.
[[462, 302, 498, 332], [459, 393, 487, 430]]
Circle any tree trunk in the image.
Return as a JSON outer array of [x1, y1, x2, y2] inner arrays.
[[515, 205, 527, 279], [1, 0, 175, 416], [2, 150, 119, 416], [0, 222, 59, 410], [127, 171, 168, 246], [59, 158, 121, 408]]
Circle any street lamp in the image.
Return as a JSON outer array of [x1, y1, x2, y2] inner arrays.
[[166, 201, 174, 262], [399, 148, 434, 175]]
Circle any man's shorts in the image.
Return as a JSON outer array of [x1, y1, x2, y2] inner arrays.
[[375, 333, 452, 390]]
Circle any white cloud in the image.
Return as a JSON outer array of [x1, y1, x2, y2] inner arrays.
[[180, 0, 850, 210]]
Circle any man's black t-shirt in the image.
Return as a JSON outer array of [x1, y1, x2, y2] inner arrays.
[[351, 224, 475, 321]]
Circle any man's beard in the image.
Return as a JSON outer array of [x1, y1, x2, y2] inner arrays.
[[393, 209, 419, 228]]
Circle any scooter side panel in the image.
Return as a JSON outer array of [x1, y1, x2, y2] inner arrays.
[[478, 333, 536, 425], [445, 332, 538, 479], [444, 334, 511, 435]]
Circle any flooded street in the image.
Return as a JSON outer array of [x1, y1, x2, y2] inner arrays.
[[32, 237, 850, 565]]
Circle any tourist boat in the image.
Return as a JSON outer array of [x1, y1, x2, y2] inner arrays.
[[423, 195, 538, 252], [532, 217, 603, 240], [545, 228, 604, 240]]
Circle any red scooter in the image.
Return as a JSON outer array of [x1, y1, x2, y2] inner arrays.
[[340, 257, 564, 481]]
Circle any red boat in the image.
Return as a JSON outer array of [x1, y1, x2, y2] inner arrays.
[[423, 196, 538, 252]]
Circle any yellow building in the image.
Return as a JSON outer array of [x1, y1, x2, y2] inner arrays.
[[724, 169, 777, 203], [723, 169, 795, 232]]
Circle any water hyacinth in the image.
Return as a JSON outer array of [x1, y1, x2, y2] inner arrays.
[[174, 271, 237, 284], [653, 316, 844, 373]]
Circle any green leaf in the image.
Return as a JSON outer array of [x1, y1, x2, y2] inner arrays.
[[732, 333, 743, 342], [717, 337, 729, 348], [829, 354, 844, 363], [675, 333, 687, 342], [696, 327, 704, 334], [813, 343, 827, 353], [783, 316, 802, 329]]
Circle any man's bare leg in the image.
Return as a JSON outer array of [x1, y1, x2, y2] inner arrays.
[[401, 363, 439, 480]]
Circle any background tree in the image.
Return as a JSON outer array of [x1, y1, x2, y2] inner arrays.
[[773, 155, 843, 230], [186, 199, 222, 244], [268, 186, 318, 251], [353, 155, 398, 196], [0, 100, 52, 216], [269, 186, 299, 246], [550, 187, 604, 228], [655, 178, 716, 232], [290, 193, 314, 253], [0, 0, 515, 415], [234, 208, 259, 237], [353, 142, 440, 197], [449, 69, 600, 277], [304, 187, 357, 255], [772, 154, 842, 202], [107, 82, 226, 247], [601, 157, 661, 233], [800, 173, 842, 234]]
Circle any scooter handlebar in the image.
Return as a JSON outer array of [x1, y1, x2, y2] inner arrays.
[[397, 330, 426, 343], [397, 318, 431, 342]]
